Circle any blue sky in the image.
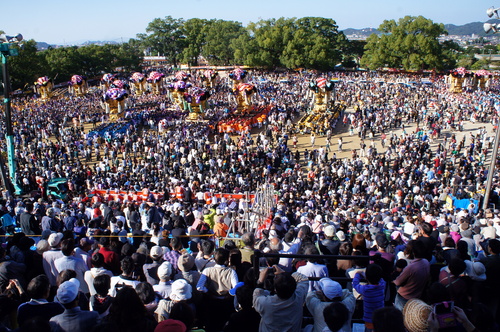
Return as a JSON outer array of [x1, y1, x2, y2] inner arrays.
[[2, 0, 493, 45]]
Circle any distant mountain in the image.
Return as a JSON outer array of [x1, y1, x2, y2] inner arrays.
[[444, 21, 491, 37], [35, 40, 119, 50], [342, 19, 499, 38], [342, 28, 380, 36], [36, 42, 52, 50], [81, 40, 119, 46]]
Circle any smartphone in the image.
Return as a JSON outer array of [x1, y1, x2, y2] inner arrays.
[[433, 301, 456, 328], [433, 301, 453, 315]]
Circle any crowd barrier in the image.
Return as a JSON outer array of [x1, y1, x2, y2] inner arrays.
[[251, 251, 378, 280]]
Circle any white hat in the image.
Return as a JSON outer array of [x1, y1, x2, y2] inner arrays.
[[319, 278, 342, 300], [465, 261, 486, 281], [324, 225, 335, 237], [150, 246, 163, 259], [157, 261, 173, 280], [336, 230, 346, 242], [57, 278, 80, 304], [269, 230, 278, 239], [48, 233, 63, 247], [170, 279, 192, 301]]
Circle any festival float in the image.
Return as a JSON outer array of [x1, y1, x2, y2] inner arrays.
[[200, 69, 218, 88], [228, 67, 246, 88], [168, 80, 191, 109], [448, 67, 468, 93], [184, 86, 211, 121], [130, 72, 146, 95], [147, 71, 165, 94], [101, 73, 115, 91], [216, 67, 271, 134], [298, 77, 342, 130], [474, 69, 491, 91], [233, 82, 257, 113], [110, 78, 130, 93], [103, 87, 129, 122], [68, 75, 87, 97], [34, 76, 53, 101]]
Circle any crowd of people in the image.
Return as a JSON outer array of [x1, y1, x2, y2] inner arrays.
[[1, 69, 500, 331]]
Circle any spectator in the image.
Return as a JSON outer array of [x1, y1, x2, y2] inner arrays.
[[306, 278, 355, 332], [479, 238, 500, 323], [49, 278, 99, 332], [17, 275, 64, 326], [109, 256, 140, 296], [154, 261, 173, 299], [155, 279, 193, 322], [323, 302, 349, 332], [223, 285, 260, 332], [297, 246, 329, 292], [393, 240, 431, 310], [42, 232, 64, 286], [97, 236, 120, 275], [253, 266, 308, 332], [105, 286, 157, 332], [372, 306, 405, 332], [84, 253, 113, 296], [195, 240, 216, 272], [353, 264, 386, 331], [197, 248, 238, 331], [143, 246, 164, 286], [174, 253, 200, 290], [89, 274, 112, 318], [54, 239, 89, 294]]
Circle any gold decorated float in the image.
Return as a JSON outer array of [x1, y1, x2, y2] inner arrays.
[[201, 69, 218, 88], [130, 72, 146, 95], [34, 76, 52, 101], [233, 83, 256, 114], [147, 71, 165, 95], [298, 78, 342, 130], [68, 75, 87, 97], [103, 88, 129, 122], [184, 87, 211, 121]]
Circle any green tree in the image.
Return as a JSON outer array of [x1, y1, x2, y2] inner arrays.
[[231, 31, 259, 66], [280, 17, 346, 70], [137, 16, 185, 66], [246, 18, 296, 68], [8, 40, 48, 90], [181, 18, 209, 66], [41, 46, 82, 82], [361, 16, 450, 70], [202, 20, 245, 65], [342, 40, 367, 68], [76, 44, 115, 77], [112, 40, 143, 72]]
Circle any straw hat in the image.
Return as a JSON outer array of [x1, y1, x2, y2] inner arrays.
[[403, 298, 431, 332]]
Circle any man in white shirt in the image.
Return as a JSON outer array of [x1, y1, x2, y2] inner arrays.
[[54, 239, 89, 294]]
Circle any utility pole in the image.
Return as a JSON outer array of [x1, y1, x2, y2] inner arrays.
[[0, 33, 23, 196]]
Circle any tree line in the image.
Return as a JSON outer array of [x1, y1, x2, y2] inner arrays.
[[2, 15, 497, 90]]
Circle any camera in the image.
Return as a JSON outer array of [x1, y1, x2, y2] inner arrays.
[[433, 301, 456, 328]]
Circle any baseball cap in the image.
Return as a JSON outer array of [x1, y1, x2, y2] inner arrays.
[[150, 246, 163, 260], [57, 278, 80, 304], [319, 278, 342, 300], [324, 225, 335, 237], [48, 233, 63, 247]]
